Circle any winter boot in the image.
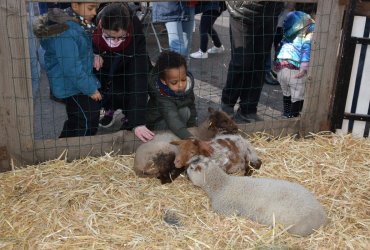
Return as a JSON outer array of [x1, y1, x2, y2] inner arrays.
[[290, 100, 304, 117], [283, 96, 292, 118]]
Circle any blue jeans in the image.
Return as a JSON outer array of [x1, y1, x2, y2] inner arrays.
[[165, 8, 195, 57]]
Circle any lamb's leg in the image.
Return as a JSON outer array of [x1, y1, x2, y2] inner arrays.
[[244, 159, 262, 176], [244, 165, 253, 176]]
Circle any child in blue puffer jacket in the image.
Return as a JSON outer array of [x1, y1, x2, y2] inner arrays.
[[33, 2, 102, 138], [275, 10, 315, 118]]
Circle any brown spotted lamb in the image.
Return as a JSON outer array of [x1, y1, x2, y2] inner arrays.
[[133, 108, 238, 183], [170, 134, 262, 176], [187, 157, 328, 236]]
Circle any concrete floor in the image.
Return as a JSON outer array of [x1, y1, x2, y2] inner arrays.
[[33, 11, 283, 139]]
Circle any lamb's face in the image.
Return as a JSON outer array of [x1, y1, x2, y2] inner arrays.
[[187, 162, 207, 187], [170, 139, 213, 168]]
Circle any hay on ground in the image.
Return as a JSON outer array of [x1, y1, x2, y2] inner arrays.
[[0, 132, 369, 249]]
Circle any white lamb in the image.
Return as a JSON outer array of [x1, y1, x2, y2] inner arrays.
[[187, 157, 328, 236]]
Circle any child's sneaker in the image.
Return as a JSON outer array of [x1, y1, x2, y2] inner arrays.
[[99, 109, 124, 128], [99, 110, 114, 128], [207, 45, 225, 54], [190, 50, 208, 59]]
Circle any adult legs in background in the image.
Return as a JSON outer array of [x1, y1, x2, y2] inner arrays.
[[264, 25, 284, 86], [221, 15, 276, 122], [191, 10, 223, 59], [165, 8, 195, 57], [59, 94, 101, 138], [264, 50, 279, 85]]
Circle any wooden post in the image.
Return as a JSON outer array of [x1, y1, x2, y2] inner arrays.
[[301, 0, 346, 134], [0, 0, 36, 170]]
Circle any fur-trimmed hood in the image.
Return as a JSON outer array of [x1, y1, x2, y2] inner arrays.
[[32, 8, 77, 38]]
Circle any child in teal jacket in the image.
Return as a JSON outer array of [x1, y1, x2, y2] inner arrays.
[[275, 10, 315, 118], [34, 2, 102, 137]]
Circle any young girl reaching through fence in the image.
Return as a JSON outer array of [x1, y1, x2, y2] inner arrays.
[[274, 10, 315, 118], [33, 2, 102, 138], [146, 51, 197, 139], [92, 3, 155, 142]]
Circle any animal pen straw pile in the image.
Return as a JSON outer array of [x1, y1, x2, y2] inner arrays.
[[0, 132, 369, 249]]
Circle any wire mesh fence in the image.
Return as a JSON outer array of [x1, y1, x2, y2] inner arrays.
[[0, 0, 345, 167]]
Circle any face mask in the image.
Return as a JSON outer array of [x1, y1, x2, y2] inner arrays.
[[102, 35, 124, 48]]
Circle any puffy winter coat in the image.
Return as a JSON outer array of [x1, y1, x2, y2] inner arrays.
[[146, 67, 197, 139], [33, 8, 100, 99], [226, 1, 283, 23]]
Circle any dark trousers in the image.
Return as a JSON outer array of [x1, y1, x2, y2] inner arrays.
[[97, 54, 151, 130], [199, 10, 222, 52], [221, 15, 277, 114], [59, 94, 101, 138]]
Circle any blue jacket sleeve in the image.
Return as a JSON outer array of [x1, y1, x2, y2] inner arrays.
[[300, 32, 313, 63], [54, 33, 99, 96]]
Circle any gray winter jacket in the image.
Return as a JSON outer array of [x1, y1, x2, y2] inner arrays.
[[226, 1, 283, 23]]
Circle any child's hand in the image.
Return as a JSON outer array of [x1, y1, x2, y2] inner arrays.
[[94, 54, 104, 71], [294, 62, 309, 79], [294, 69, 307, 79], [134, 125, 155, 142], [90, 90, 102, 101]]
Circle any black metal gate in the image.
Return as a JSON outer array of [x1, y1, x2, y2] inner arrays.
[[331, 0, 370, 137]]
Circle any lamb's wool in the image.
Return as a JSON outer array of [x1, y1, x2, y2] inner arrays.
[[171, 134, 262, 176], [187, 159, 328, 236], [133, 108, 238, 183]]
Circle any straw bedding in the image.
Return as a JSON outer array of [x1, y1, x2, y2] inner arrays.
[[0, 132, 369, 249]]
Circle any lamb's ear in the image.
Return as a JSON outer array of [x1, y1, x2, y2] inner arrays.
[[170, 140, 183, 146], [194, 164, 202, 172]]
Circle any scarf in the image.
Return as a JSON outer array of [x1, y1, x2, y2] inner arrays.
[[156, 78, 187, 97], [64, 7, 96, 33]]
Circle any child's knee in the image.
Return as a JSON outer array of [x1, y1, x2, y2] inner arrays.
[[178, 107, 191, 122]]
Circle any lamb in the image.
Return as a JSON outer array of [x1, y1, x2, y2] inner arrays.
[[151, 152, 186, 184], [133, 107, 238, 183], [187, 157, 328, 236], [170, 134, 262, 176]]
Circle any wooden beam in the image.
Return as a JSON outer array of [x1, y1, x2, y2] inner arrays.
[[301, 0, 346, 134], [33, 130, 141, 163], [356, 1, 370, 17], [0, 0, 36, 169], [32, 118, 301, 163]]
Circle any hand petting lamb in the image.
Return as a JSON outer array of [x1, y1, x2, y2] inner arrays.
[[187, 157, 328, 236], [170, 134, 262, 176], [133, 108, 238, 183]]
